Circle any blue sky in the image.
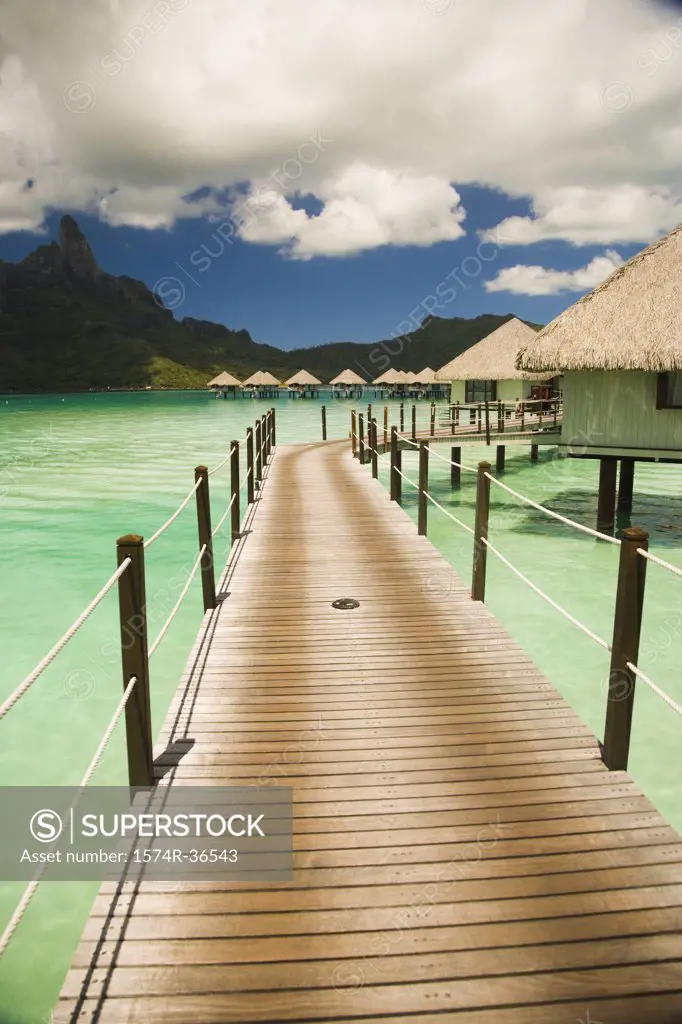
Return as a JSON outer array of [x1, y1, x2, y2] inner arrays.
[[1, 0, 680, 351], [0, 191, 643, 351]]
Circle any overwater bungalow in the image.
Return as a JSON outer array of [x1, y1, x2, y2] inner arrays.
[[373, 368, 404, 398], [414, 366, 448, 400], [330, 369, 365, 399], [435, 318, 555, 412], [206, 370, 242, 399], [241, 370, 282, 399], [285, 370, 323, 398], [516, 220, 682, 525]]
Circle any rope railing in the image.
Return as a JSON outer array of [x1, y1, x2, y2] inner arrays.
[[485, 472, 621, 546], [482, 536, 612, 651], [637, 547, 682, 578], [423, 490, 475, 536], [212, 493, 237, 538], [0, 675, 138, 960], [148, 545, 207, 659], [144, 478, 202, 549], [428, 444, 477, 474], [352, 406, 679, 769], [627, 662, 682, 717], [0, 559, 131, 723], [208, 438, 242, 477], [0, 407, 277, 965]]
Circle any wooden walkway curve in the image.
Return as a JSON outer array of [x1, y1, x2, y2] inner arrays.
[[60, 440, 682, 1022]]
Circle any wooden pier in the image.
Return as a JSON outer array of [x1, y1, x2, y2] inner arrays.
[[58, 438, 682, 1022]]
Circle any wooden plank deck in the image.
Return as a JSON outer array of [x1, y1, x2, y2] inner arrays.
[[59, 439, 682, 1022]]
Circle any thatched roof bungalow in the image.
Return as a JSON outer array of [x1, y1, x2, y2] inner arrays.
[[330, 369, 365, 397], [242, 370, 282, 398], [285, 370, 322, 387], [516, 222, 682, 460], [436, 318, 553, 406], [207, 370, 242, 398]]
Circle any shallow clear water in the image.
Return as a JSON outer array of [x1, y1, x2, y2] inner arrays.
[[0, 391, 680, 1022]]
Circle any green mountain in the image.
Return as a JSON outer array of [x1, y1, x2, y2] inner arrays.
[[0, 216, 538, 392]]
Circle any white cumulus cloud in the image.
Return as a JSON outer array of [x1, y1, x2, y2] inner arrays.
[[0, 0, 681, 255], [484, 249, 624, 296]]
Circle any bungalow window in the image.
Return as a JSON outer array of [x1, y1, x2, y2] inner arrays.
[[656, 372, 682, 409], [465, 380, 497, 403]]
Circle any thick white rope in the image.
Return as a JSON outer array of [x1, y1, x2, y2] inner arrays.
[[394, 465, 420, 490], [212, 493, 237, 538], [240, 466, 253, 490], [423, 491, 475, 536], [144, 478, 201, 549], [207, 441, 239, 477], [0, 676, 138, 959], [637, 548, 682, 579], [148, 545, 206, 658], [485, 472, 621, 546], [428, 445, 478, 474], [626, 662, 682, 717], [0, 559, 131, 724], [482, 537, 611, 651]]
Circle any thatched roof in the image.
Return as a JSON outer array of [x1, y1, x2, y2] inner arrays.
[[414, 367, 437, 384], [207, 371, 242, 387], [285, 370, 322, 386], [242, 370, 282, 386], [373, 368, 403, 385], [330, 369, 365, 385], [403, 371, 419, 384], [517, 223, 682, 372], [435, 318, 550, 381]]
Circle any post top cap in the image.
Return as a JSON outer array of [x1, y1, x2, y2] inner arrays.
[[117, 533, 144, 546], [620, 526, 649, 541], [195, 464, 208, 474]]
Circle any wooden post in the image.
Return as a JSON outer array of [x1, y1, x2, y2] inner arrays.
[[244, 425, 254, 501], [358, 413, 366, 465], [472, 461, 491, 602], [371, 419, 378, 479], [451, 446, 461, 489], [194, 466, 216, 611], [597, 457, 618, 533], [455, 402, 460, 427], [430, 402, 436, 437], [484, 401, 491, 446], [367, 403, 372, 425], [497, 400, 503, 434], [383, 407, 388, 449], [116, 535, 154, 788], [390, 426, 402, 503], [496, 444, 506, 474], [418, 441, 429, 536], [412, 404, 417, 442], [270, 407, 276, 447], [477, 403, 482, 432], [618, 458, 635, 511], [530, 443, 538, 461], [553, 399, 558, 429], [321, 405, 327, 441], [351, 410, 357, 456], [255, 419, 262, 488], [262, 413, 268, 462], [400, 402, 405, 432], [230, 441, 240, 545], [603, 527, 649, 770], [521, 402, 525, 431], [244, 423, 254, 503]]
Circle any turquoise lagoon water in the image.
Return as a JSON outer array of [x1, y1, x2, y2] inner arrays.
[[0, 390, 681, 1022]]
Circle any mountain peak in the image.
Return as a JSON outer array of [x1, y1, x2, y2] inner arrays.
[[59, 214, 100, 281]]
